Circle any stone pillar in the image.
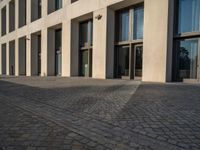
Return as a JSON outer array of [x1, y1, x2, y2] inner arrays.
[[93, 7, 115, 79], [6, 4, 9, 34], [61, 20, 70, 76], [15, 0, 19, 29], [26, 0, 31, 24], [143, 0, 174, 82], [26, 34, 31, 76], [6, 43, 9, 75], [41, 29, 48, 76], [15, 38, 19, 76]]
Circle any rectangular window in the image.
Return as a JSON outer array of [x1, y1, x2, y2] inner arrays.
[[175, 39, 199, 80], [79, 20, 93, 47], [55, 0, 62, 10], [1, 6, 6, 36], [133, 6, 144, 39], [118, 10, 129, 42], [178, 0, 200, 34]]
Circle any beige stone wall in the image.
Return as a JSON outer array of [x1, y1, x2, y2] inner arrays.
[[0, 0, 173, 82]]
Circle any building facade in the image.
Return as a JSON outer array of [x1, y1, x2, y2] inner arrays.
[[0, 0, 200, 83]]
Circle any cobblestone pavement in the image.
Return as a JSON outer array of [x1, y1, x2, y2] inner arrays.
[[0, 77, 200, 150]]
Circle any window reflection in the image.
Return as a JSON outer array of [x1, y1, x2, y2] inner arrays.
[[177, 39, 198, 80], [133, 6, 144, 39], [118, 10, 129, 42], [178, 0, 200, 33]]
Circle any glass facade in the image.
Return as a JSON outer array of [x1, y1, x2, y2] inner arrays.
[[133, 6, 144, 39], [178, 0, 200, 34], [176, 39, 199, 80], [118, 10, 129, 42]]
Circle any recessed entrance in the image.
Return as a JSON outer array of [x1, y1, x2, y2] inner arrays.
[[79, 20, 93, 77], [55, 29, 62, 76], [114, 44, 143, 79]]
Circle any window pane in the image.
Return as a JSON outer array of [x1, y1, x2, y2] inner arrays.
[[80, 22, 88, 47], [177, 39, 198, 80], [118, 10, 129, 41], [55, 0, 62, 10], [116, 46, 130, 77], [133, 6, 144, 39], [178, 0, 200, 33]]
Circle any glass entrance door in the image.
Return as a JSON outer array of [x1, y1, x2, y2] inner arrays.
[[55, 49, 62, 76], [134, 45, 143, 79], [80, 50, 91, 77], [115, 46, 130, 78], [175, 38, 199, 81]]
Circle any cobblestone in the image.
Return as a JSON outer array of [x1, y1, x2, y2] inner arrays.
[[0, 77, 200, 149]]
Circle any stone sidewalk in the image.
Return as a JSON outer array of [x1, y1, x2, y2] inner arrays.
[[0, 77, 199, 150]]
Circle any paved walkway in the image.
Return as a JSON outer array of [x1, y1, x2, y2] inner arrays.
[[0, 77, 200, 150]]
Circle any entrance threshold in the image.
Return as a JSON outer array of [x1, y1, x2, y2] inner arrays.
[[183, 79, 200, 84]]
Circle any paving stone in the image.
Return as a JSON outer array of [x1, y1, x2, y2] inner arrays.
[[0, 77, 199, 150]]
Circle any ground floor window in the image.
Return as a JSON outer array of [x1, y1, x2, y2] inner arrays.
[[173, 38, 200, 81], [114, 44, 143, 79]]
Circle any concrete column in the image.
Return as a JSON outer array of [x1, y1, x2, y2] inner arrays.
[[6, 4, 9, 34], [26, 0, 31, 24], [41, 29, 48, 76], [42, 0, 48, 17], [26, 34, 31, 76], [143, 0, 173, 82], [93, 7, 115, 79], [62, 20, 70, 76], [15, 38, 19, 76], [6, 43, 9, 75], [15, 0, 19, 29]]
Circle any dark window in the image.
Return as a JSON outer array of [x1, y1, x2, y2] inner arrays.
[[118, 10, 129, 42], [55, 0, 62, 10]]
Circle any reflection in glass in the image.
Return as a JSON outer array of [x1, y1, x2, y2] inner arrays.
[[177, 39, 198, 80], [135, 46, 143, 77], [55, 0, 62, 10], [133, 7, 144, 39], [118, 10, 129, 41], [116, 46, 130, 77], [80, 21, 93, 47], [178, 0, 200, 33], [80, 50, 89, 77]]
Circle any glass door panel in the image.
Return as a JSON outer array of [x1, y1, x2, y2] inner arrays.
[[55, 50, 61, 76], [115, 46, 130, 78], [134, 45, 143, 77], [80, 50, 89, 77], [177, 39, 199, 80]]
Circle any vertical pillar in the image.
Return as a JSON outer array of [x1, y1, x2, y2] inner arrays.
[[6, 43, 9, 75], [93, 7, 115, 79], [26, 34, 31, 76], [15, 38, 19, 76], [42, 0, 48, 17], [62, 20, 70, 76], [15, 0, 19, 29], [41, 29, 48, 76], [26, 0, 31, 24], [143, 0, 173, 82], [6, 4, 9, 34]]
